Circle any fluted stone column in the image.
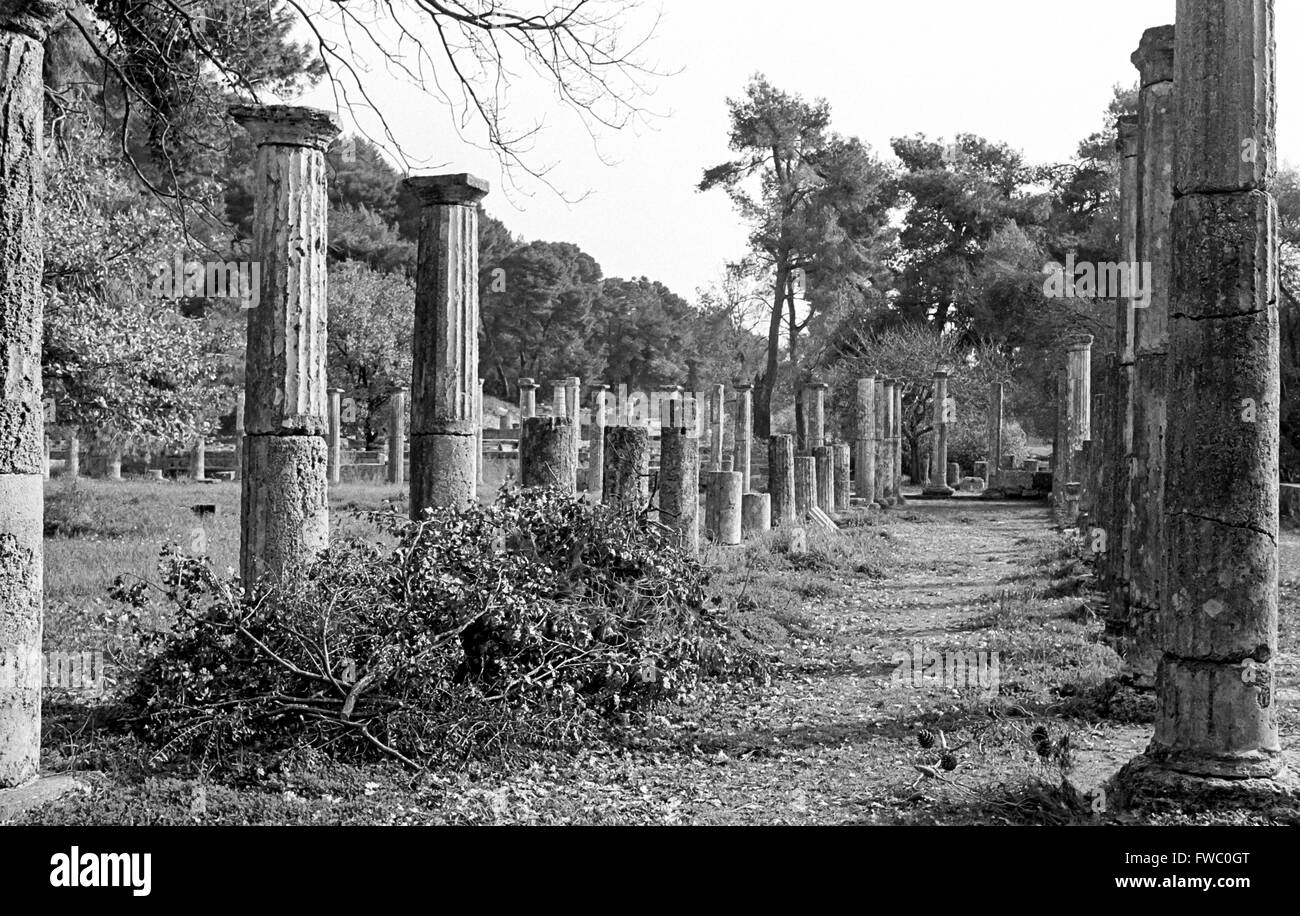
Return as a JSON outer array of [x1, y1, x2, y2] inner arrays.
[[388, 386, 407, 486], [234, 390, 247, 481], [794, 456, 817, 520], [326, 388, 342, 485], [405, 173, 489, 516], [0, 0, 64, 788], [587, 383, 609, 497], [1109, 116, 1141, 627], [476, 378, 486, 486], [1063, 334, 1094, 524], [604, 426, 651, 513], [814, 446, 834, 514], [1117, 0, 1289, 801], [833, 443, 851, 513], [659, 425, 700, 555], [987, 381, 1004, 490], [923, 372, 955, 497], [893, 383, 905, 502], [232, 105, 338, 586], [854, 376, 877, 504], [705, 471, 743, 546], [710, 384, 725, 470], [768, 434, 796, 527], [518, 377, 537, 419], [873, 377, 888, 506], [519, 417, 578, 493], [802, 382, 828, 453], [733, 383, 753, 492], [1124, 26, 1176, 681]]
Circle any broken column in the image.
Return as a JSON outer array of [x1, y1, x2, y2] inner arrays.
[[768, 434, 796, 527], [853, 376, 877, 504], [603, 426, 651, 513], [794, 456, 817, 520], [893, 383, 905, 501], [742, 492, 772, 536], [803, 382, 827, 453], [733, 383, 753, 492], [326, 388, 342, 485], [476, 378, 485, 486], [388, 386, 407, 486], [1125, 25, 1175, 681], [1120, 2, 1285, 795], [231, 104, 338, 585], [659, 425, 699, 554], [705, 471, 743, 545], [405, 173, 489, 516], [0, 0, 64, 788], [833, 443, 851, 513], [519, 417, 578, 493], [923, 371, 955, 497], [814, 445, 834, 514]]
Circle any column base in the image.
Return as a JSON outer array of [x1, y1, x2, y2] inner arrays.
[[920, 485, 955, 499], [1108, 754, 1297, 816]]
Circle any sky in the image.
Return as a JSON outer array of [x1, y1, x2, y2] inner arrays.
[[300, 0, 1297, 299]]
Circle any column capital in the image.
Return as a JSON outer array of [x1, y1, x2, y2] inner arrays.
[[518, 377, 538, 389], [231, 105, 341, 151], [932, 370, 949, 380], [326, 387, 345, 395], [1116, 115, 1140, 157], [589, 381, 610, 391], [0, 1, 66, 40], [734, 383, 754, 392], [1131, 24, 1175, 87], [405, 173, 491, 206], [1066, 332, 1095, 350]]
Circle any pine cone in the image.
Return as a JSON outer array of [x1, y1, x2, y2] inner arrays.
[[939, 752, 958, 772], [917, 728, 937, 749]]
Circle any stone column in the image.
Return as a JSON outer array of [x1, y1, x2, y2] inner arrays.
[[814, 445, 834, 514], [794, 456, 817, 520], [659, 425, 699, 554], [232, 105, 338, 586], [66, 430, 79, 479], [405, 173, 489, 516], [923, 372, 955, 497], [893, 383, 905, 502], [705, 471, 743, 545], [518, 377, 537, 419], [388, 386, 407, 486], [519, 417, 578, 493], [742, 493, 772, 536], [105, 446, 122, 481], [1109, 115, 1141, 629], [189, 437, 205, 481], [587, 383, 609, 497], [0, 0, 63, 788], [326, 388, 342, 485], [768, 434, 796, 527], [873, 377, 888, 506], [803, 382, 828, 452], [234, 390, 247, 482], [1065, 333, 1093, 501], [476, 378, 485, 486], [710, 384, 725, 470], [833, 443, 851, 513], [1125, 25, 1175, 680], [603, 426, 651, 512], [987, 381, 1004, 489], [1119, 1, 1286, 798], [853, 376, 877, 504], [733, 383, 753, 492]]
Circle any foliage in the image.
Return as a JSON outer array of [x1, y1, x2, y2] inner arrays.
[[124, 488, 762, 769]]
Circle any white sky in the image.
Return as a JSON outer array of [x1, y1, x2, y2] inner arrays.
[[300, 0, 1299, 299]]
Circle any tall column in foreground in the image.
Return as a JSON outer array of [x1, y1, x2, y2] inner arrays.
[[1127, 25, 1176, 680], [232, 104, 338, 586], [1119, 0, 1287, 800], [0, 0, 65, 788], [405, 174, 489, 516], [734, 383, 753, 492], [923, 372, 954, 497]]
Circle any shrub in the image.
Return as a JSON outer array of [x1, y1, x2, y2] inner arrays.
[[125, 486, 762, 769]]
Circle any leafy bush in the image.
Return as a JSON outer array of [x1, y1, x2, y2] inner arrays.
[[125, 487, 761, 769], [947, 418, 1030, 475]]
